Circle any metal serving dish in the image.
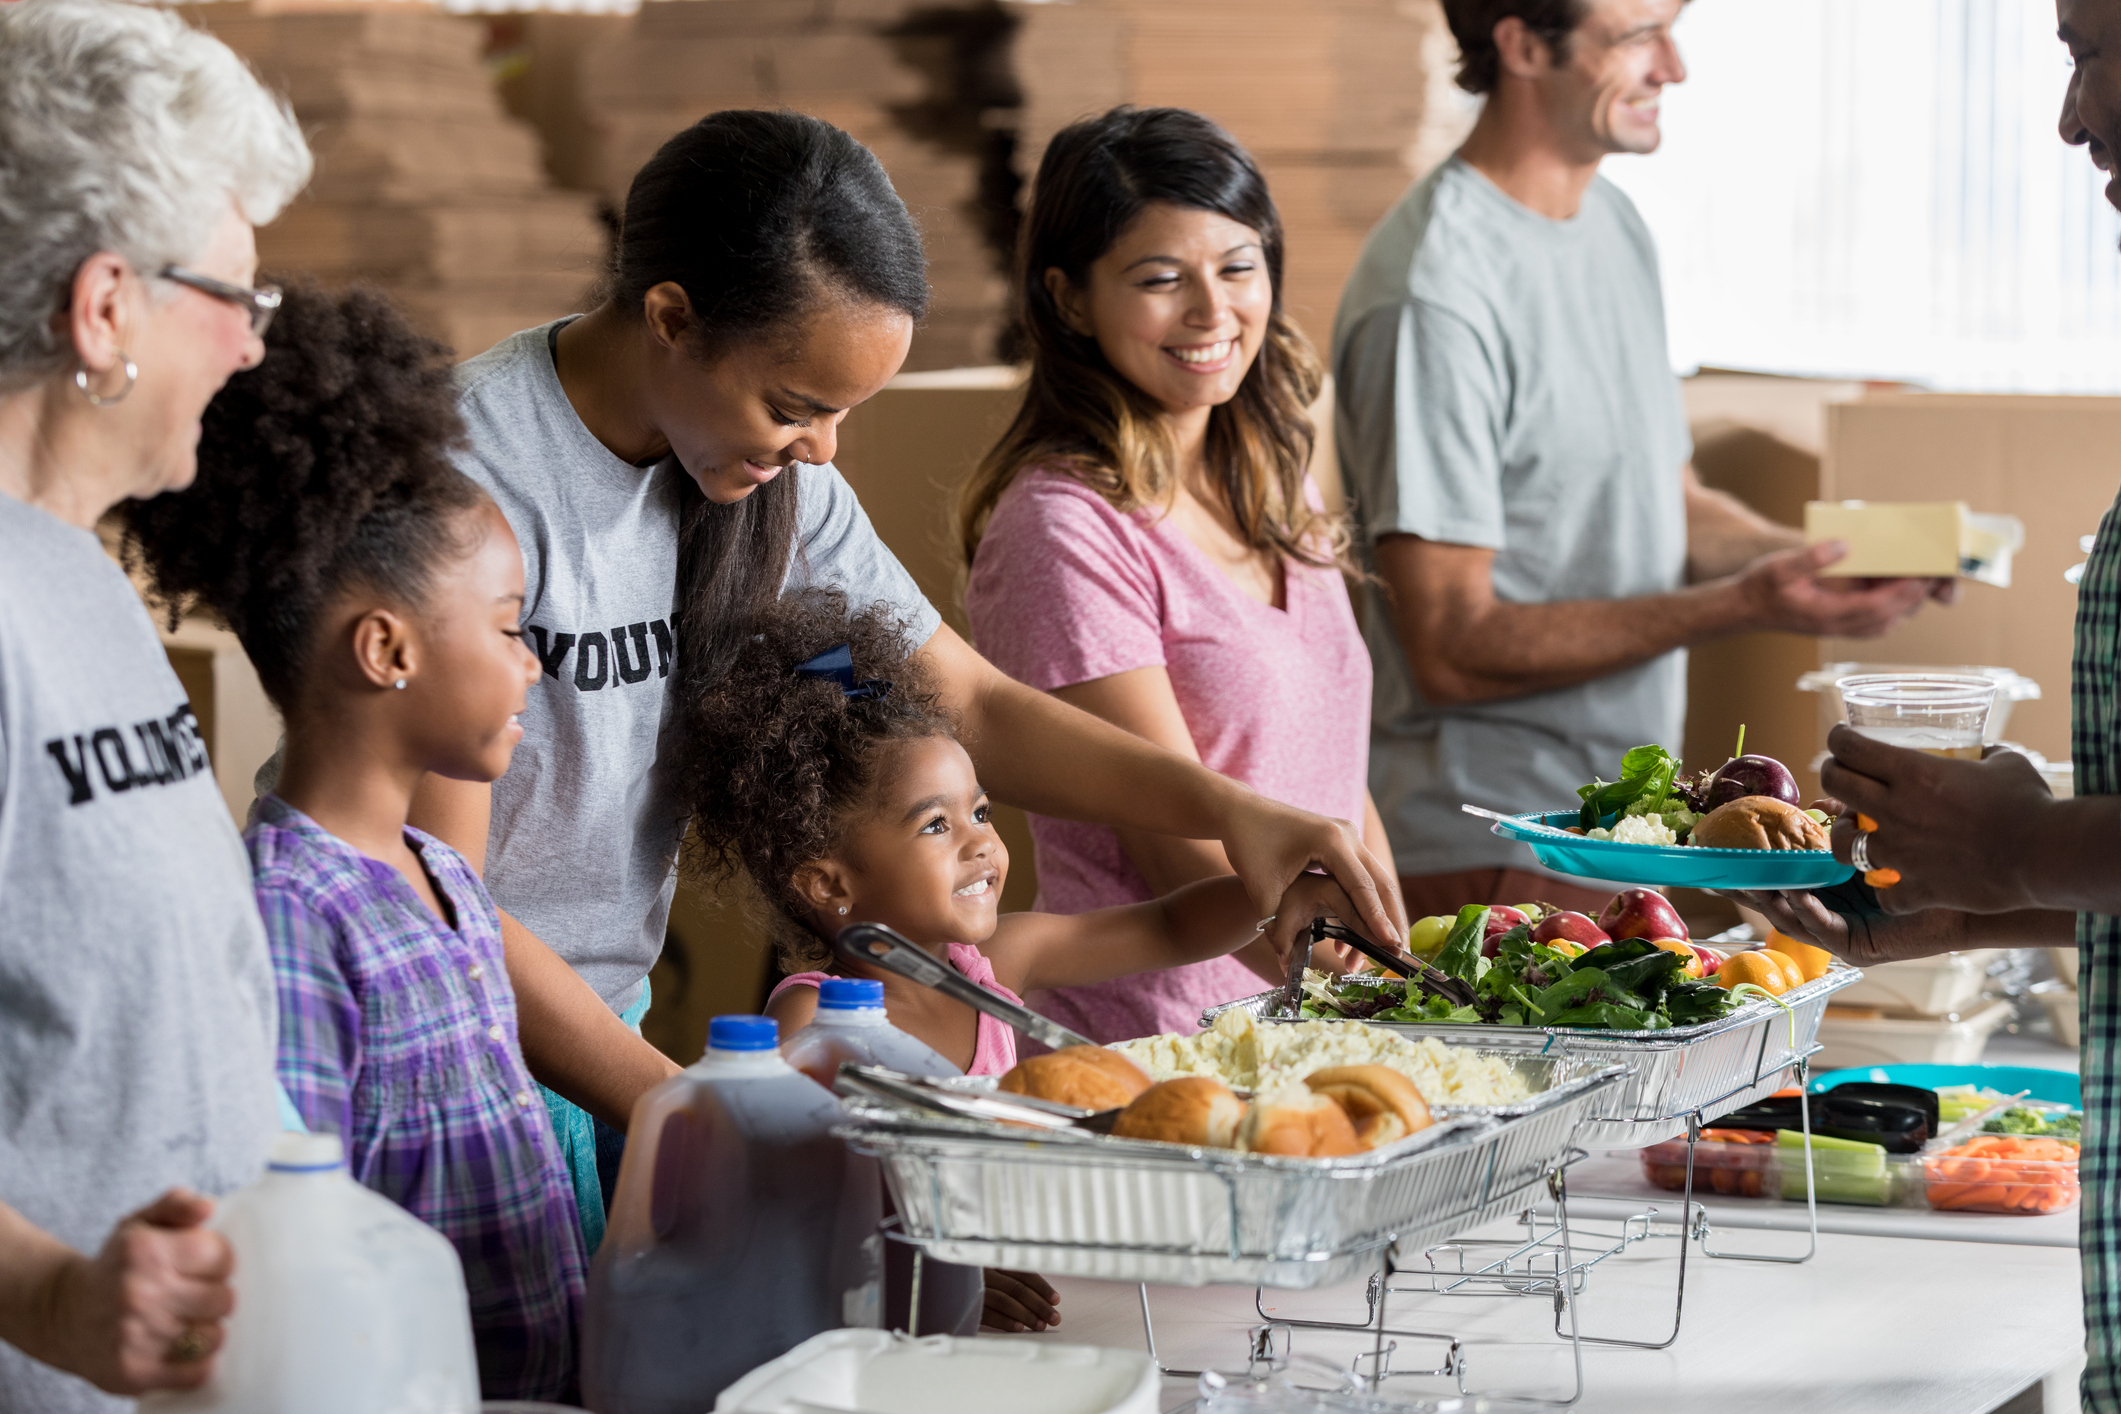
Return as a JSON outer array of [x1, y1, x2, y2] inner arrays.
[[835, 1057, 1629, 1288], [1202, 967, 1861, 1150]]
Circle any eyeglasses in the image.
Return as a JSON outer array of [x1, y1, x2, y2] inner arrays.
[[159, 266, 282, 336]]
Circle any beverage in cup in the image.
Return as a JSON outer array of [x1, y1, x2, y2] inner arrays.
[[1836, 674, 1998, 758]]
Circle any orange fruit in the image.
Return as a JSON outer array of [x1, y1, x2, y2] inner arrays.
[[1758, 949, 1806, 990], [1716, 952, 1791, 995], [1649, 938, 1705, 978], [1767, 933, 1833, 984]]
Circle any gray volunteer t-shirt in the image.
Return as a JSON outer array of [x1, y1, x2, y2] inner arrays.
[[0, 495, 277, 1414], [452, 322, 942, 1011], [1333, 156, 1692, 879]]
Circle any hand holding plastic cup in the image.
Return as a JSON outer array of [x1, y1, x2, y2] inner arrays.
[[1836, 673, 1998, 758], [1834, 674, 1998, 888]]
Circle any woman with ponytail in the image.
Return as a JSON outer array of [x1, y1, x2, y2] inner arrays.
[[405, 111, 1408, 1238]]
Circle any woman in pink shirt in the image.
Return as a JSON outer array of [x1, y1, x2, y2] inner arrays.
[[961, 106, 1394, 1043]]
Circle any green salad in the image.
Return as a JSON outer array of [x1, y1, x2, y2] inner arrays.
[[1298, 905, 1744, 1031]]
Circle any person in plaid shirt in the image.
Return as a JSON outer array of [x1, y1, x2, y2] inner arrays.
[[1738, 4, 2121, 1404], [119, 285, 581, 1402]]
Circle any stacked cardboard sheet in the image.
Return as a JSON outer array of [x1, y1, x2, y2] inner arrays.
[[1005, 0, 1473, 343], [575, 0, 1006, 370], [191, 4, 606, 360]]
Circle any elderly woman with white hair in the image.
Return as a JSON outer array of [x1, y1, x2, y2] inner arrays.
[[0, 1, 310, 1407]]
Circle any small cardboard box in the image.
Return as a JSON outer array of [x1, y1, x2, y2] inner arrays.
[[1803, 500, 2024, 586]]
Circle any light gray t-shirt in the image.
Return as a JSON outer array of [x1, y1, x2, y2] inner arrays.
[[451, 322, 943, 1011], [0, 495, 277, 1414], [1333, 156, 1693, 879]]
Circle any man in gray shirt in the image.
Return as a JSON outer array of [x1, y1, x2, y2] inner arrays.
[[1334, 0, 1947, 919]]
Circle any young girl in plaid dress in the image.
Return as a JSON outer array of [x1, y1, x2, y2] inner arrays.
[[120, 286, 583, 1402]]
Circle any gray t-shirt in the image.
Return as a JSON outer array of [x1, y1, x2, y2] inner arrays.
[[0, 495, 277, 1414], [1333, 156, 1693, 879], [451, 323, 942, 1010]]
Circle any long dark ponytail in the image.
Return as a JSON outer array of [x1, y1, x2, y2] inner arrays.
[[612, 109, 929, 688]]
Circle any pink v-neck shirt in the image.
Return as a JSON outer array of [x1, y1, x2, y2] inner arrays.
[[964, 467, 1373, 1042]]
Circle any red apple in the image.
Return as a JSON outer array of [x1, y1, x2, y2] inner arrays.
[[1532, 911, 1610, 951], [1479, 905, 1530, 958], [1597, 888, 1689, 944], [1690, 945, 1726, 977]]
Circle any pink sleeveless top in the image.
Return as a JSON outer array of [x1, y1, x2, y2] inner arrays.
[[767, 943, 1022, 1077]]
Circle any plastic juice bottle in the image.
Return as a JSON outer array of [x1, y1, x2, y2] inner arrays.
[[583, 1014, 884, 1414], [781, 977, 984, 1338], [145, 1133, 479, 1414], [782, 977, 961, 1085]]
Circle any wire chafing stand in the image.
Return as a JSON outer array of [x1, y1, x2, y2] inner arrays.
[[834, 1058, 1630, 1407], [1204, 962, 1856, 1349]]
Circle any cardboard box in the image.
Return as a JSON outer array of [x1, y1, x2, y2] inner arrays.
[[1822, 392, 2121, 769], [158, 620, 282, 827], [1803, 500, 2024, 585]]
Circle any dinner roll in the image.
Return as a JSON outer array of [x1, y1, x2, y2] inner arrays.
[[1238, 1086, 1364, 1158], [997, 1045, 1152, 1110], [1691, 796, 1828, 852], [1303, 1065, 1433, 1149], [1111, 1077, 1245, 1148]]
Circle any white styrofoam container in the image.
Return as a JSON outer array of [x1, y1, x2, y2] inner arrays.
[[1828, 951, 1995, 1017], [2033, 982, 2081, 1049], [1814, 998, 2014, 1069], [717, 1331, 1158, 1414]]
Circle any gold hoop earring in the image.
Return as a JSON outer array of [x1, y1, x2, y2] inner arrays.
[[74, 355, 138, 407]]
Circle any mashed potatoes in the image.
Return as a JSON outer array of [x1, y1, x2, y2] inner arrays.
[[1112, 1010, 1531, 1108]]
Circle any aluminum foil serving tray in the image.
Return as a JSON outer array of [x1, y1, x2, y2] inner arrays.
[[834, 1057, 1628, 1289], [1203, 966, 1861, 1151]]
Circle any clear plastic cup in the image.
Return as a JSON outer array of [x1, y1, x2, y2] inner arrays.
[[1837, 673, 1997, 759]]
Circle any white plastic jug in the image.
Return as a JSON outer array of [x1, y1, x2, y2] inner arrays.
[[147, 1132, 480, 1414], [781, 978, 961, 1088], [584, 1015, 883, 1414], [780, 979, 981, 1338]]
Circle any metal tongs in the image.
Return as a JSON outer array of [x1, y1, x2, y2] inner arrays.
[[1292, 918, 1479, 1014], [833, 1064, 1121, 1134], [834, 922, 1096, 1051]]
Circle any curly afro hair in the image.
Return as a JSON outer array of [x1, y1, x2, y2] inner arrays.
[[676, 589, 957, 972], [118, 281, 485, 712]]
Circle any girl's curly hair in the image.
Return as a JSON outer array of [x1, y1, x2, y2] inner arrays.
[[117, 280, 485, 712], [677, 589, 956, 973]]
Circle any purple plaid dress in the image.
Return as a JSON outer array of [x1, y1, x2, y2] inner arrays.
[[246, 795, 586, 1402]]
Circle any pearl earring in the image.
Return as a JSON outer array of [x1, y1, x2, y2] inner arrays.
[[838, 905, 849, 915], [393, 678, 408, 690]]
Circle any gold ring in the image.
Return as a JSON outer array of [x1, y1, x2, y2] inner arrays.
[[167, 1325, 211, 1364]]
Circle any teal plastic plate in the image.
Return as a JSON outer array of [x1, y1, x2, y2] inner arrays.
[[1810, 1063, 2081, 1108], [1489, 811, 1857, 890]]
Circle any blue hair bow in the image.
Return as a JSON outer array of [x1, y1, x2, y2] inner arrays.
[[794, 642, 892, 702]]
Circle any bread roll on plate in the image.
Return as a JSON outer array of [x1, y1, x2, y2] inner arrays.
[[997, 1045, 1152, 1111], [1239, 1085, 1364, 1158], [1112, 1077, 1245, 1148], [1304, 1065, 1433, 1149], [1691, 796, 1828, 851]]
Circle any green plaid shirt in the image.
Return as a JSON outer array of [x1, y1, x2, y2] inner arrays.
[[2076, 490, 2121, 1410]]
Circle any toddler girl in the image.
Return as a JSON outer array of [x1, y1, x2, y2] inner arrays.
[[681, 590, 1357, 1071], [120, 285, 582, 1402]]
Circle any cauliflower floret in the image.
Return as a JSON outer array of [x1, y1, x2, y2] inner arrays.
[[1586, 813, 1678, 846]]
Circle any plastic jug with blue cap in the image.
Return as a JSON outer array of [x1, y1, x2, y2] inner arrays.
[[781, 978, 960, 1087], [781, 978, 983, 1338], [144, 1132, 479, 1414], [584, 1014, 883, 1413]]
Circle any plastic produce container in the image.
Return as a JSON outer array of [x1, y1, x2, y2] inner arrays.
[[717, 1330, 1160, 1414], [1813, 998, 2014, 1069], [1638, 1132, 1918, 1207], [1829, 951, 1995, 1017], [1922, 1134, 2080, 1215]]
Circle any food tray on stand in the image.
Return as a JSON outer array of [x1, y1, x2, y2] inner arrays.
[[1205, 967, 1860, 1151], [835, 1059, 1631, 1407]]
